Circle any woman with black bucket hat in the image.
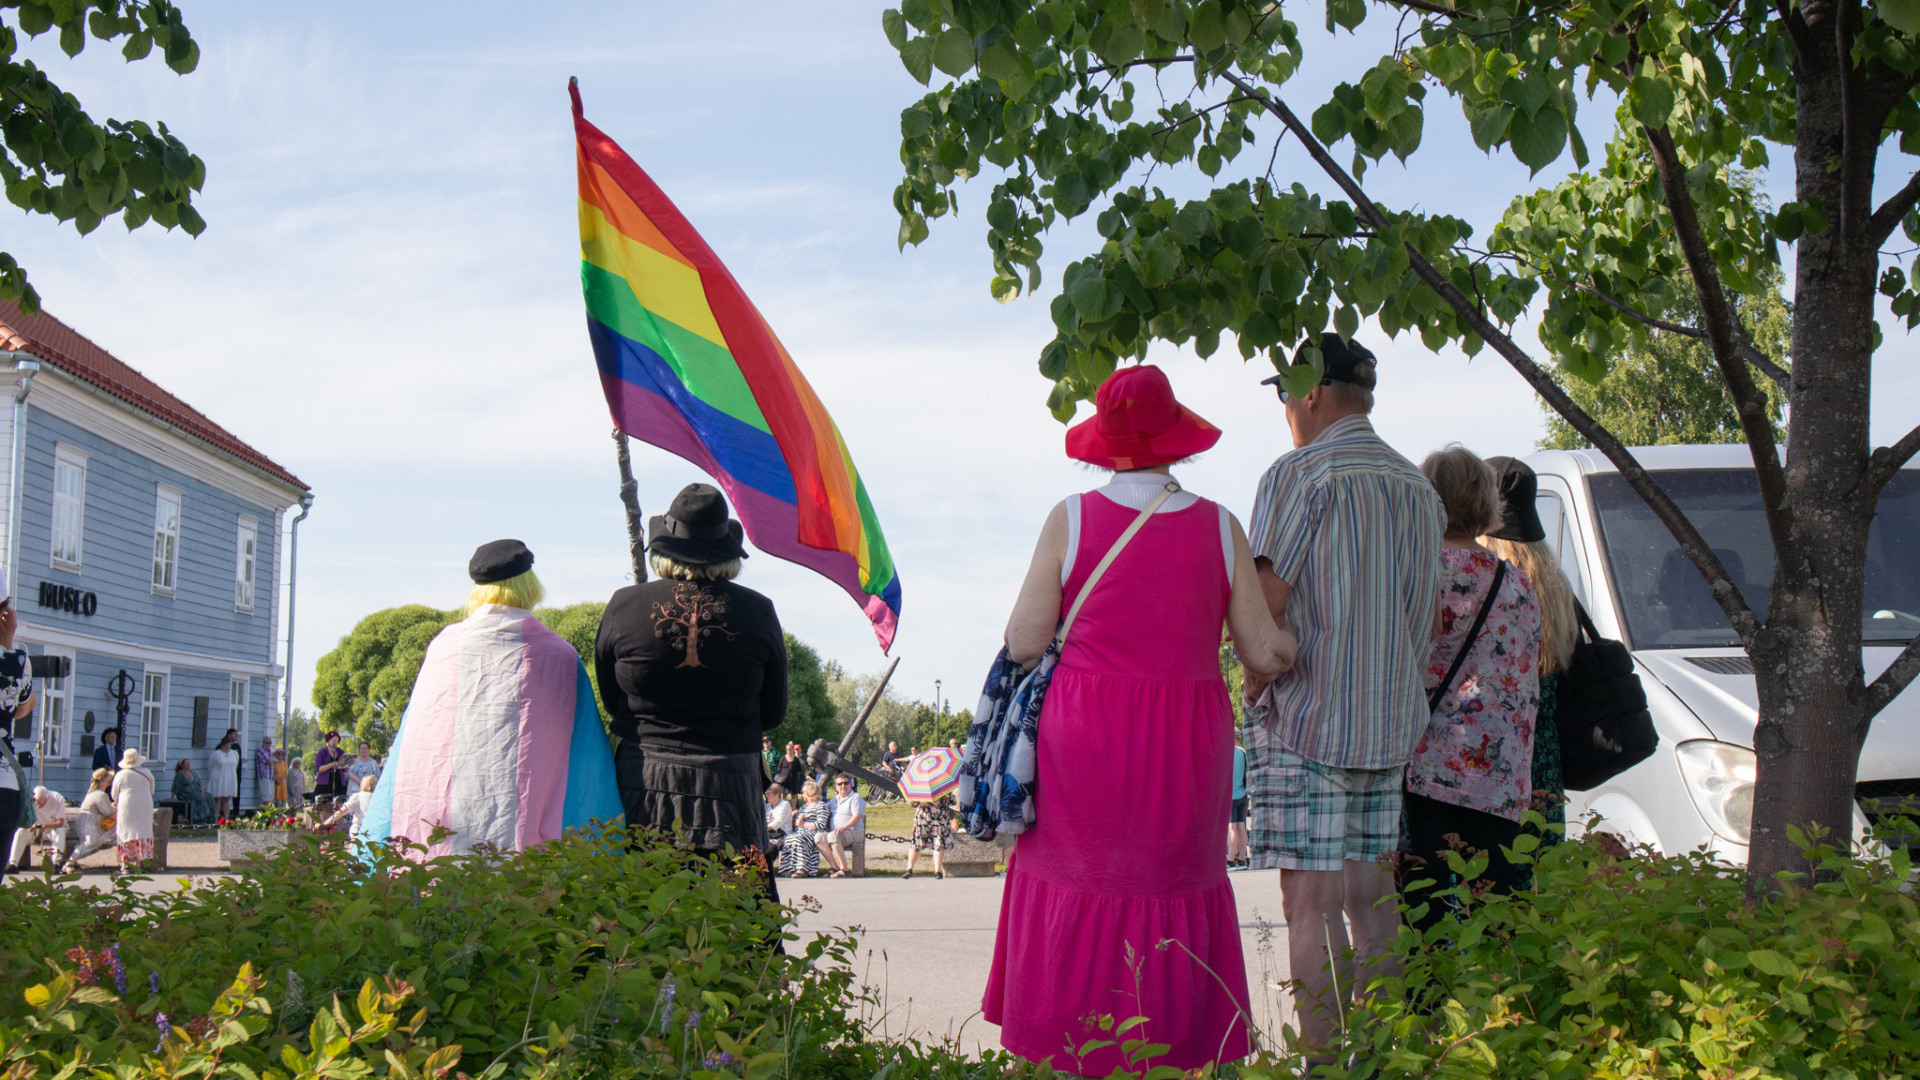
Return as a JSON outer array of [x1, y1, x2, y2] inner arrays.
[[595, 484, 788, 906], [1481, 456, 1576, 875]]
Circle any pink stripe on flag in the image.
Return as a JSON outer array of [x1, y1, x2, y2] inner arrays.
[[514, 618, 579, 850], [387, 623, 466, 852]]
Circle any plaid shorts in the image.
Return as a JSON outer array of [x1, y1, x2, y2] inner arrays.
[[1246, 730, 1403, 872]]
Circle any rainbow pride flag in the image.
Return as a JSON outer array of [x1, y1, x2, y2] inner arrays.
[[571, 81, 901, 651]]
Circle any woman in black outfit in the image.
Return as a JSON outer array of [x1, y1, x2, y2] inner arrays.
[[596, 484, 788, 899]]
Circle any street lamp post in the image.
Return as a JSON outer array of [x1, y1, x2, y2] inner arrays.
[[107, 669, 137, 754], [934, 679, 942, 717]]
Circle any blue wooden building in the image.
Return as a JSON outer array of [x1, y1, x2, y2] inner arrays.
[[0, 302, 310, 810]]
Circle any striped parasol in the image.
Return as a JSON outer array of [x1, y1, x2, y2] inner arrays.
[[899, 748, 962, 802]]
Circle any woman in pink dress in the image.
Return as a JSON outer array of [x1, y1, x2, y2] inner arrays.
[[988, 365, 1298, 1072]]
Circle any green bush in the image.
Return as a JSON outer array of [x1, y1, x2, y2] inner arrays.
[[0, 825, 870, 1078], [1292, 818, 1920, 1079]]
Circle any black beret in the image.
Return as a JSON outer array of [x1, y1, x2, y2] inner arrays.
[[469, 539, 534, 584]]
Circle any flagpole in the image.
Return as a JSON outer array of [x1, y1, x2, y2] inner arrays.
[[613, 429, 647, 583]]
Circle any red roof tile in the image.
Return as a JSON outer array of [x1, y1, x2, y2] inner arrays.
[[0, 300, 308, 493]]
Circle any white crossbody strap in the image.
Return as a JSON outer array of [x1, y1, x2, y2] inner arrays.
[[1053, 480, 1180, 649]]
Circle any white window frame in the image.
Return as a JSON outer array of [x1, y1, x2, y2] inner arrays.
[[234, 516, 258, 612], [49, 444, 89, 572], [229, 676, 248, 734], [151, 485, 182, 594], [139, 667, 170, 761], [35, 650, 74, 761]]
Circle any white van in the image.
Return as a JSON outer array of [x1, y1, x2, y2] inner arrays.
[[1522, 444, 1920, 861]]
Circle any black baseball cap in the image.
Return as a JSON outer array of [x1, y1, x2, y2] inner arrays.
[[1260, 333, 1379, 391]]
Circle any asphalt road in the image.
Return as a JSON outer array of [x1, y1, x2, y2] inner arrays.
[[789, 869, 1299, 1057]]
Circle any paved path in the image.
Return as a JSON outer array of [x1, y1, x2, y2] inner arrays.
[[790, 869, 1297, 1056]]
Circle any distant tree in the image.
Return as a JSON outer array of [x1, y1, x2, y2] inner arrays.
[[1541, 269, 1790, 449], [770, 633, 839, 750], [282, 706, 321, 771], [1, 2, 208, 311], [311, 605, 459, 753]]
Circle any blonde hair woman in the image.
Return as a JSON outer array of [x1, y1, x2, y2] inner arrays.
[[1401, 446, 1543, 932], [1482, 456, 1577, 870], [779, 778, 830, 878]]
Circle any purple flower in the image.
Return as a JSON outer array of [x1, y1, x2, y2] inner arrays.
[[149, 970, 161, 995], [657, 980, 677, 1033], [154, 1012, 171, 1052], [702, 1051, 735, 1068], [105, 946, 127, 994], [685, 1011, 702, 1029]]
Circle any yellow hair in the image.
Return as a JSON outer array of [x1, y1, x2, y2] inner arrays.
[[648, 553, 741, 582], [467, 569, 544, 613]]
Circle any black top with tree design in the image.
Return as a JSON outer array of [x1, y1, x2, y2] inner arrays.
[[594, 579, 788, 754]]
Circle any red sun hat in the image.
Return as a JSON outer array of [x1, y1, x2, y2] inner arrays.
[[1065, 364, 1222, 470]]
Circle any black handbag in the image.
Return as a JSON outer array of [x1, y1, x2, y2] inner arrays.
[[1555, 602, 1659, 790]]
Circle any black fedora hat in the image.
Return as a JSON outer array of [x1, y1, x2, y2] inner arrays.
[[1486, 456, 1546, 543], [648, 483, 750, 565]]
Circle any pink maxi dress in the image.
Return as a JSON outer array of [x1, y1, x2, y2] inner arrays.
[[984, 490, 1253, 1072]]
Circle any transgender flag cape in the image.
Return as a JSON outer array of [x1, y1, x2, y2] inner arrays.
[[361, 605, 621, 855]]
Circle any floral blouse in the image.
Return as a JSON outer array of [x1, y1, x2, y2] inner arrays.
[[1406, 549, 1541, 822]]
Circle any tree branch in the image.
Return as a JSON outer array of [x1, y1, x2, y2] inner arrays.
[[1219, 69, 1763, 642], [1867, 169, 1920, 248], [1863, 421, 1920, 497], [1642, 124, 1795, 550], [1862, 634, 1920, 729], [1567, 277, 1794, 388]]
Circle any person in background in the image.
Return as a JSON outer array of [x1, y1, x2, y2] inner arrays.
[[272, 749, 290, 807], [254, 735, 277, 808], [0, 577, 38, 881], [781, 779, 830, 878], [763, 782, 793, 866], [62, 769, 115, 872], [761, 735, 778, 778], [9, 786, 68, 871], [286, 754, 308, 810], [345, 740, 381, 790], [904, 791, 955, 880], [323, 775, 378, 839], [988, 365, 1298, 1072], [774, 742, 807, 795], [313, 731, 348, 801], [91, 726, 119, 774], [1401, 447, 1543, 929], [1481, 456, 1576, 879], [111, 747, 156, 875], [207, 730, 242, 821], [880, 741, 902, 775], [171, 758, 215, 825], [596, 486, 787, 903], [1227, 735, 1249, 870], [1241, 334, 1444, 1056], [361, 540, 620, 856], [821, 773, 865, 878]]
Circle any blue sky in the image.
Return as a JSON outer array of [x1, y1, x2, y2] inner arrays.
[[6, 2, 1917, 718]]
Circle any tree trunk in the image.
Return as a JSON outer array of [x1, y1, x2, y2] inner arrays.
[[1746, 29, 1878, 886]]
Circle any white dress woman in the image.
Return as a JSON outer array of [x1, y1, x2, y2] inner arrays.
[[207, 739, 241, 818], [110, 750, 156, 872]]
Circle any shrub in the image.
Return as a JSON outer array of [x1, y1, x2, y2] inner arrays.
[[0, 825, 866, 1078], [1296, 817, 1920, 1079]]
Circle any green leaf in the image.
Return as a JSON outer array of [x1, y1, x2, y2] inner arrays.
[[1879, 0, 1920, 35], [1334, 305, 1359, 340], [1190, 2, 1227, 53], [1468, 102, 1514, 151], [932, 28, 975, 77], [1629, 75, 1676, 130], [1325, 0, 1365, 32], [881, 9, 908, 50], [23, 984, 51, 1009], [1746, 949, 1796, 977], [899, 36, 933, 84], [1508, 107, 1567, 173], [1064, 261, 1124, 322]]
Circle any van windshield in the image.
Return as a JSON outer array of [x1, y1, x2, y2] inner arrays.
[[1589, 469, 1920, 648]]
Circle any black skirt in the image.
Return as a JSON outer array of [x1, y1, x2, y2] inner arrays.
[[616, 740, 768, 853]]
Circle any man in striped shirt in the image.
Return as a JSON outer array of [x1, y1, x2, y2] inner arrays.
[[1243, 333, 1443, 1053]]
